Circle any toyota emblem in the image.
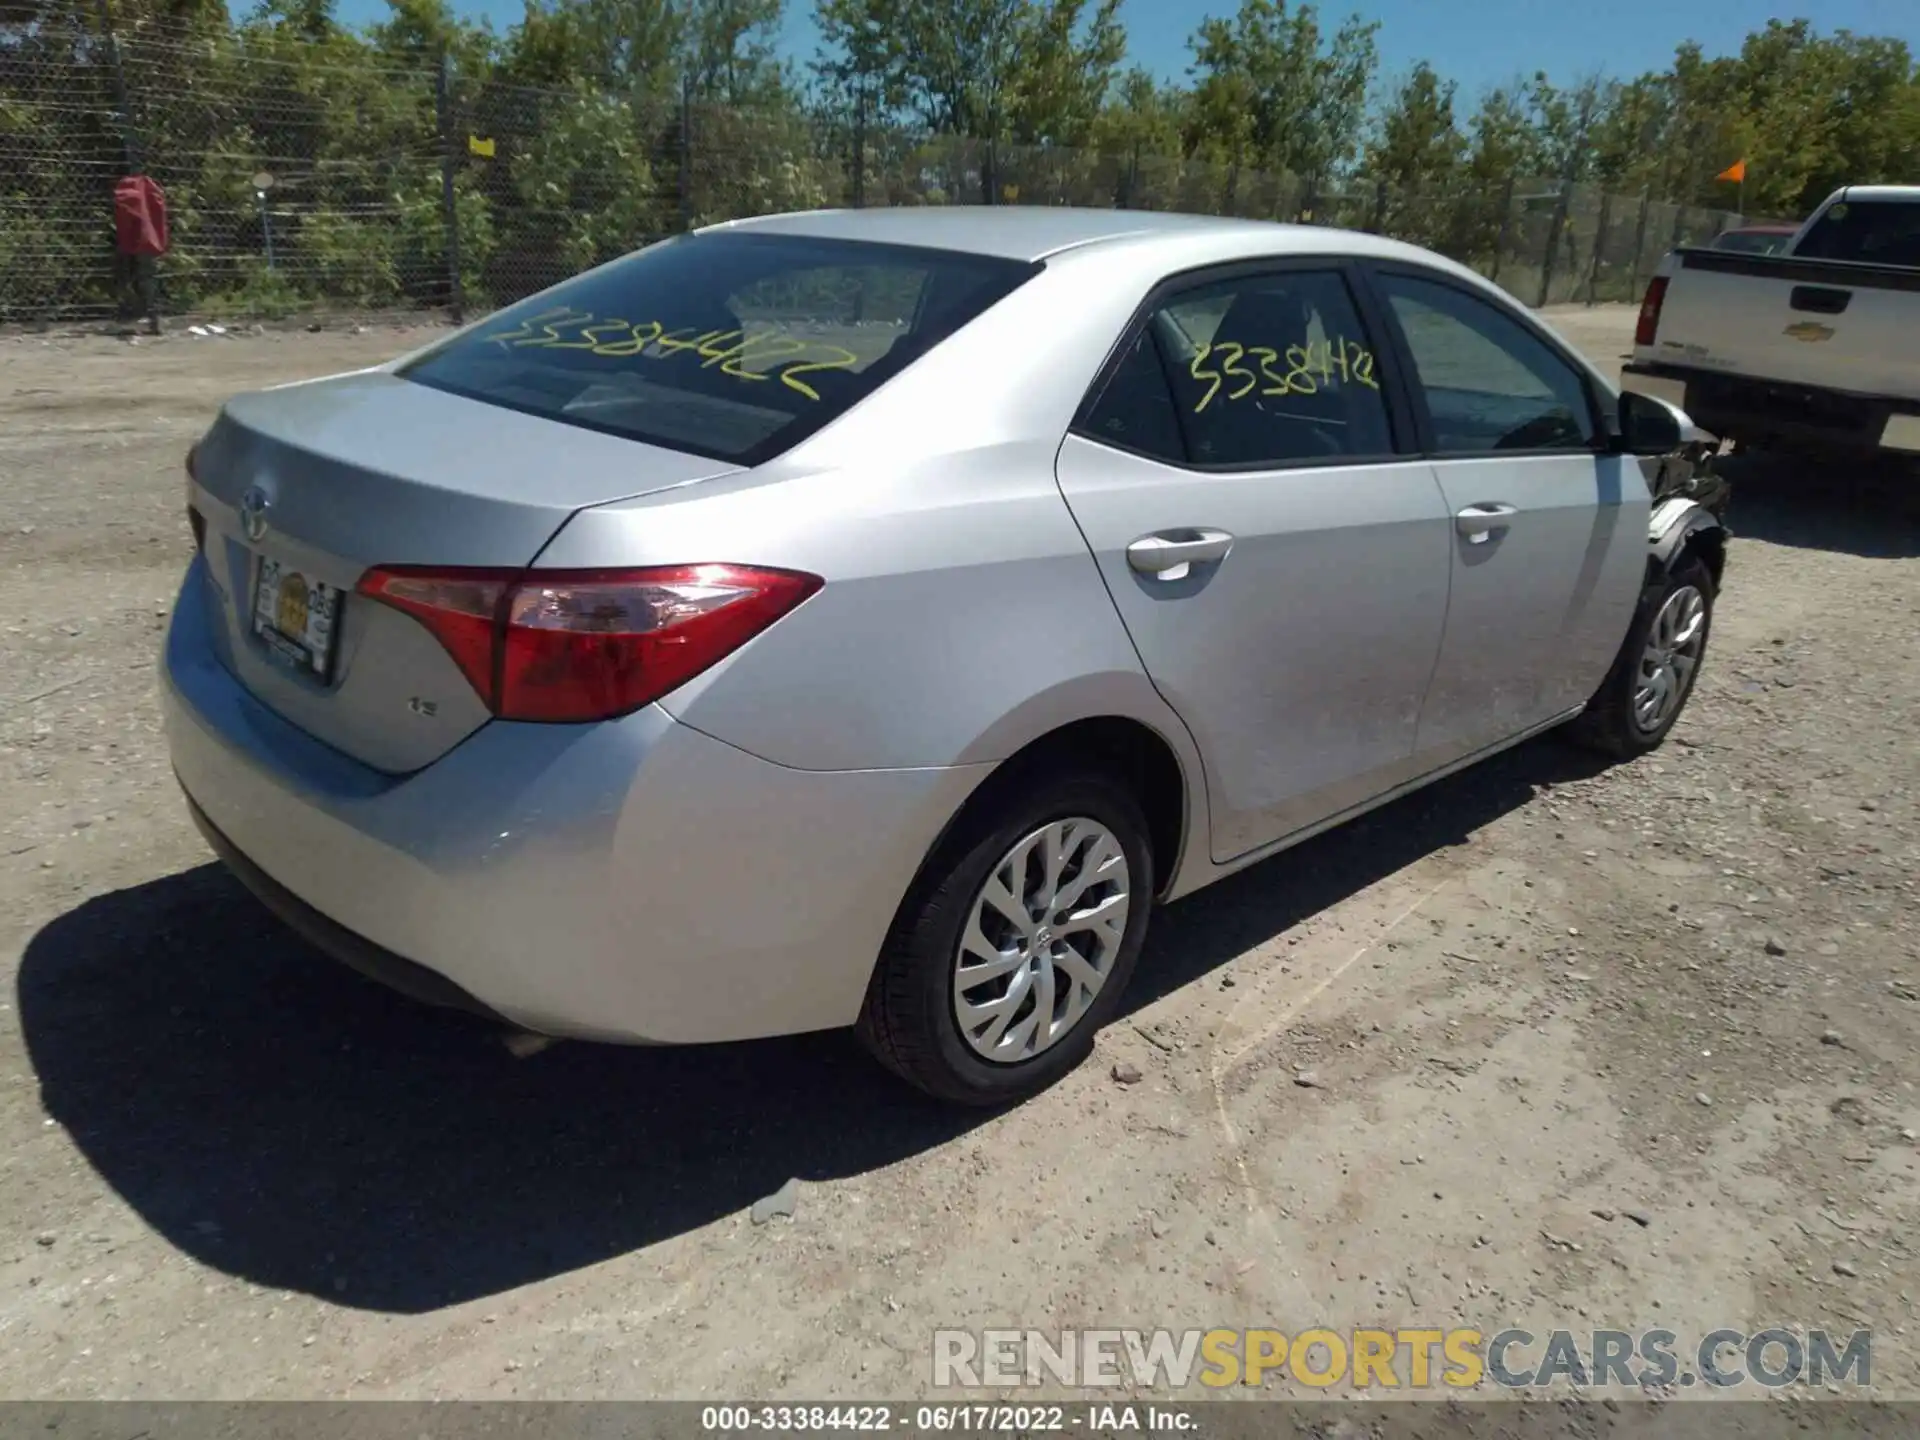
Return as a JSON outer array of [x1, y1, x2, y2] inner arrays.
[[239, 485, 271, 543]]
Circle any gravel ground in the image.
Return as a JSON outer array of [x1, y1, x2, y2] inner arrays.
[[1, 306, 1918, 1405]]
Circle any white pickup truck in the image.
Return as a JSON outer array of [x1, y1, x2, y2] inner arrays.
[[1622, 185, 1920, 461]]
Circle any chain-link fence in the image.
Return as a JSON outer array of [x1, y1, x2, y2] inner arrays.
[[1, 20, 1772, 327], [1, 25, 134, 320]]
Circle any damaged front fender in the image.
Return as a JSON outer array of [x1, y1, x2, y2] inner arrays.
[[1649, 495, 1728, 585]]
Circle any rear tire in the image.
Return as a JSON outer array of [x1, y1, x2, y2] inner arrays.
[[857, 769, 1154, 1106], [1567, 555, 1715, 759]]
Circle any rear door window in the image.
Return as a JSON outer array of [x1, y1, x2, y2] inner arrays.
[[1077, 268, 1396, 469], [403, 233, 1038, 465], [1794, 199, 1920, 267]]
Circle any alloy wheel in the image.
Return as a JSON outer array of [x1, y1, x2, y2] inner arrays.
[[953, 817, 1132, 1064], [1633, 584, 1707, 733]]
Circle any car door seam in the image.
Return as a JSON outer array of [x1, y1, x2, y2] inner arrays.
[[1358, 258, 1457, 764], [1047, 428, 1215, 848]]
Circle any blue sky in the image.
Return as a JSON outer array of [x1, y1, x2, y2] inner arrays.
[[333, 0, 1919, 98]]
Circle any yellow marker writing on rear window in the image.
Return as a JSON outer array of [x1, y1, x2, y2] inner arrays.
[[480, 311, 855, 399]]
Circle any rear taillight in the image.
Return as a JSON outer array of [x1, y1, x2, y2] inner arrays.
[[1635, 276, 1669, 348], [356, 569, 506, 706], [356, 564, 822, 723]]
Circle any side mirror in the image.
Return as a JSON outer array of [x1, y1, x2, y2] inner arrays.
[[1616, 389, 1687, 455]]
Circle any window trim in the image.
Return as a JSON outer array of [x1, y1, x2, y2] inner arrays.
[[1070, 256, 1420, 475], [1355, 260, 1614, 462], [1065, 326, 1192, 469]]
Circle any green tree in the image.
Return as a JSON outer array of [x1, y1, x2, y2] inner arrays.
[[500, 0, 680, 93], [1664, 21, 1920, 215], [811, 0, 1124, 143], [1365, 61, 1464, 188], [1363, 61, 1466, 248], [1184, 0, 1378, 178], [1088, 64, 1187, 156], [1428, 84, 1542, 262], [1521, 72, 1616, 182], [490, 80, 662, 288], [683, 0, 787, 104], [496, 0, 599, 88], [1006, 0, 1124, 145], [1583, 74, 1664, 188], [252, 0, 336, 42], [1462, 84, 1542, 182], [811, 0, 906, 118], [370, 0, 495, 71], [1818, 33, 1920, 206]]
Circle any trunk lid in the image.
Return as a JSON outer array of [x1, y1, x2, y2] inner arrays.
[[188, 370, 742, 773]]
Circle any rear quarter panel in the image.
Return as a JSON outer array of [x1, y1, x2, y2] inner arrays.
[[537, 443, 1197, 776]]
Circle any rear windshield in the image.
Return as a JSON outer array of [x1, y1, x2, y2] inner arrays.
[[1794, 198, 1920, 267], [404, 232, 1038, 464]]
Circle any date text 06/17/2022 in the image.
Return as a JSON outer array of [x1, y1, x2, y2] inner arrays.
[[699, 1404, 1195, 1433]]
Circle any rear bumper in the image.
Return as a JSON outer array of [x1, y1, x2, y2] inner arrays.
[[1622, 362, 1920, 455], [161, 555, 991, 1044], [184, 792, 513, 1025]]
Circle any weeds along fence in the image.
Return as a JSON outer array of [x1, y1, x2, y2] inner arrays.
[[2, 22, 1766, 326]]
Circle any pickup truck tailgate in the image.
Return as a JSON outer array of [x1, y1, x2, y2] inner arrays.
[[1641, 249, 1920, 397]]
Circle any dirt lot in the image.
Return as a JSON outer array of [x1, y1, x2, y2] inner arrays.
[[2, 306, 1918, 1404]]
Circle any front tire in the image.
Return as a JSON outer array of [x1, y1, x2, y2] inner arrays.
[[857, 769, 1154, 1106], [1568, 555, 1715, 758]]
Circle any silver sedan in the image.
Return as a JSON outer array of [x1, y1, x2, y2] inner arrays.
[[164, 207, 1725, 1104]]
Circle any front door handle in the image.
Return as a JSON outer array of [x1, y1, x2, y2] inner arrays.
[[1455, 503, 1517, 543], [1126, 528, 1235, 577]]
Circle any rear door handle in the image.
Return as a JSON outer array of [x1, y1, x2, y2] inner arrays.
[[1125, 528, 1235, 577], [1455, 503, 1517, 543]]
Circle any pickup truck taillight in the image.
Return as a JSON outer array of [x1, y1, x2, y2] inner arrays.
[[1635, 276, 1669, 348]]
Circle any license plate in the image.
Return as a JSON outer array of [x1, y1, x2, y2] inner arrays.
[[251, 557, 341, 679]]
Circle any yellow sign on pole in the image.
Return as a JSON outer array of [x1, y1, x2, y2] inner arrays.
[[468, 135, 496, 158]]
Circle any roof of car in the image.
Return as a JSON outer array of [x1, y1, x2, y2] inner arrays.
[[701, 205, 1400, 263]]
